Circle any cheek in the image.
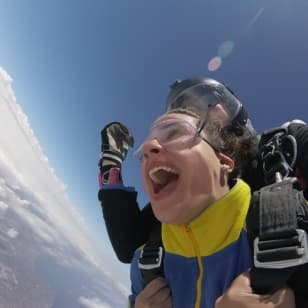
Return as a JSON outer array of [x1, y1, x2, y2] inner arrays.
[[141, 165, 153, 196], [184, 150, 219, 194], [177, 158, 217, 222], [141, 165, 148, 188]]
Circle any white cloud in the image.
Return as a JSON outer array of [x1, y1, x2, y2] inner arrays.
[[0, 67, 99, 264], [0, 201, 8, 211], [78, 296, 112, 308], [0, 67, 129, 300], [7, 228, 19, 239], [0, 262, 19, 288]]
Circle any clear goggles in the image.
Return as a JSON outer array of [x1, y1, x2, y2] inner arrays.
[[134, 118, 218, 161], [166, 82, 245, 130]]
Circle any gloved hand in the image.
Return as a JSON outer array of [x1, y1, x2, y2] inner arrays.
[[98, 122, 134, 185], [258, 120, 307, 184], [284, 120, 308, 192]]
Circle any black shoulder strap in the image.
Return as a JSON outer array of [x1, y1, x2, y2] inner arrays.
[[247, 179, 308, 307], [138, 223, 164, 287]]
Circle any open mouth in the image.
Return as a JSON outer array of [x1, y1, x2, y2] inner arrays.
[[149, 166, 179, 194]]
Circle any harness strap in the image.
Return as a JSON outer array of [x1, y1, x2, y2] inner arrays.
[[138, 223, 164, 287], [247, 179, 308, 307], [259, 180, 297, 238]]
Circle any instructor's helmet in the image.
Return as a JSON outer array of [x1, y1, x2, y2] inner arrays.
[[166, 78, 254, 136]]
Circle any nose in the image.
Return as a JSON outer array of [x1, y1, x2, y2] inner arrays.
[[141, 139, 162, 160]]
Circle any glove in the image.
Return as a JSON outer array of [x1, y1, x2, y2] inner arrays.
[[258, 120, 307, 185], [99, 122, 134, 185], [100, 122, 134, 160], [258, 126, 297, 184], [285, 120, 308, 191]]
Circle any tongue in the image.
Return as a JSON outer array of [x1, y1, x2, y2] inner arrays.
[[153, 170, 179, 194]]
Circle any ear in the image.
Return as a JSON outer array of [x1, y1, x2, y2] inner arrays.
[[216, 152, 234, 173]]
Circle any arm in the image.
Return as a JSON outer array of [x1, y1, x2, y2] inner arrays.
[[99, 189, 158, 263], [98, 122, 158, 263], [242, 120, 308, 195]]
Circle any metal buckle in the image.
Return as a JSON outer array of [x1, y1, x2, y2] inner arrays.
[[254, 229, 308, 269], [138, 246, 163, 270]]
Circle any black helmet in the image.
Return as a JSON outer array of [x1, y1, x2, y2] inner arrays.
[[166, 78, 253, 136]]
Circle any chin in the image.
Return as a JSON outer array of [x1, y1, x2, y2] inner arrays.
[[151, 203, 176, 224], [152, 202, 189, 225]]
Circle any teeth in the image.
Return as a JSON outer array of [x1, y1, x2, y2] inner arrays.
[[149, 166, 178, 184]]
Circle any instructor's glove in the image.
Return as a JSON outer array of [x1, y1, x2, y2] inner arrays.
[[98, 122, 134, 185], [259, 119, 308, 194], [284, 120, 308, 192]]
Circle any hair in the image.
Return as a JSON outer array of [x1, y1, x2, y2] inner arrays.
[[207, 121, 259, 181], [167, 108, 260, 182]]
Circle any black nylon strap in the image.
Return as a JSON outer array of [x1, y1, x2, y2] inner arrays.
[[138, 224, 164, 287], [259, 180, 298, 240], [257, 236, 300, 250], [257, 245, 304, 262], [248, 179, 308, 307], [248, 179, 300, 294]]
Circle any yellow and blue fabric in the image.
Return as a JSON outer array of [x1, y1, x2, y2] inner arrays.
[[129, 179, 253, 308]]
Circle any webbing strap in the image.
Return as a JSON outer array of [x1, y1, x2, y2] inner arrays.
[[247, 180, 308, 307], [138, 223, 164, 287], [259, 180, 297, 240], [248, 179, 303, 294]]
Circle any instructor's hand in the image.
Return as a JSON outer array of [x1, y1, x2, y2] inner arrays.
[[215, 272, 295, 308], [135, 277, 173, 308]]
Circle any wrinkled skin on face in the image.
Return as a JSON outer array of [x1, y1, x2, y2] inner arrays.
[[141, 112, 234, 225]]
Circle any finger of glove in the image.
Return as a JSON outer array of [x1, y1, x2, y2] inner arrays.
[[286, 122, 306, 137], [284, 123, 308, 188], [293, 125, 308, 181], [277, 123, 308, 185], [109, 123, 134, 148]]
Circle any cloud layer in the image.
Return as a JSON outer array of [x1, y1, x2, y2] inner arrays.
[[0, 67, 128, 307]]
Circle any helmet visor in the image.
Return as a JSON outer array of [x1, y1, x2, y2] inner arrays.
[[166, 82, 242, 128]]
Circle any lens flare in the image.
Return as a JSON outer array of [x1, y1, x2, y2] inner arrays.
[[208, 57, 222, 71], [218, 41, 235, 58]]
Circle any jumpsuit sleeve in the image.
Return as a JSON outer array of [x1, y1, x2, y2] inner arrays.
[[98, 186, 158, 263]]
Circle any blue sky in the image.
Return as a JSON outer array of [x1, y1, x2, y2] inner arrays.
[[1, 0, 308, 282]]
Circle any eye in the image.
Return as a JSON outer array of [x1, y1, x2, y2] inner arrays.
[[164, 128, 182, 141]]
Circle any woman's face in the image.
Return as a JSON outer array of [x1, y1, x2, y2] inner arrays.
[[140, 112, 232, 225]]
